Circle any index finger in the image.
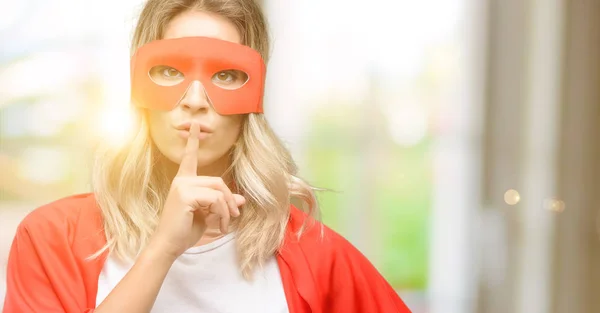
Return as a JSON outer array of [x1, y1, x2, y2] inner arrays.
[[177, 122, 200, 176]]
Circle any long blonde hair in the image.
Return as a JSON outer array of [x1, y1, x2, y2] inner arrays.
[[92, 0, 318, 278]]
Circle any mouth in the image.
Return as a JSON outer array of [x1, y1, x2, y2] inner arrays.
[[174, 122, 213, 139], [174, 122, 213, 133]]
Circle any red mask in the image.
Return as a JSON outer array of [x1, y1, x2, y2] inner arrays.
[[130, 36, 266, 115]]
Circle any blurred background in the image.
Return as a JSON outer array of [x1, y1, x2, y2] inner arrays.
[[0, 0, 598, 312]]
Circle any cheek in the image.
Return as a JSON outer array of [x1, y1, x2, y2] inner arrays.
[[147, 111, 174, 146], [219, 115, 243, 142]]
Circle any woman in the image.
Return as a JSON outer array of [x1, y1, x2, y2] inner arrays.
[[3, 0, 412, 312]]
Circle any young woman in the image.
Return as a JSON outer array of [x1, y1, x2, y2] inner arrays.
[[2, 0, 412, 312]]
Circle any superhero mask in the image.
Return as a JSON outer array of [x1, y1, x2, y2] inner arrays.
[[130, 36, 266, 115]]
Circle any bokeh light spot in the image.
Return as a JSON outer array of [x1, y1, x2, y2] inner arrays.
[[504, 189, 521, 205]]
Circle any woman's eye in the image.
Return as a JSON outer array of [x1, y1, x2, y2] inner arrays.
[[216, 72, 234, 81], [211, 70, 249, 90], [163, 68, 182, 78], [148, 65, 184, 86]]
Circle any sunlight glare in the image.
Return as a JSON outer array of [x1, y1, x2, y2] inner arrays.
[[97, 105, 135, 148]]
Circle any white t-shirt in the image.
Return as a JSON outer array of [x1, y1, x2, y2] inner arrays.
[[96, 233, 289, 313]]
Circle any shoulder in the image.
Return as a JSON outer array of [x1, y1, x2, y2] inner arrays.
[[285, 206, 366, 269], [16, 193, 102, 240], [284, 207, 412, 312], [4, 194, 107, 312], [287, 205, 356, 249]]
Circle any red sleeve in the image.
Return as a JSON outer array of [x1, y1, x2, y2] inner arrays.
[[324, 232, 412, 313], [3, 217, 94, 313]]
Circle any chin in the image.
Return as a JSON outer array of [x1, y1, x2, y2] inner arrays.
[[195, 150, 224, 169], [154, 143, 185, 165], [155, 139, 231, 171]]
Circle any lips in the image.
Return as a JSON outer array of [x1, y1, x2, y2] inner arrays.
[[174, 122, 213, 133]]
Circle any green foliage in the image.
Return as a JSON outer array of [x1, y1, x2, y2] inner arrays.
[[302, 102, 431, 290]]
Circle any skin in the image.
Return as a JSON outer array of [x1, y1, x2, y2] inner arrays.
[[150, 10, 247, 243], [95, 10, 247, 313], [148, 10, 244, 182]]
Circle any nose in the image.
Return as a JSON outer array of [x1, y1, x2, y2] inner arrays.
[[178, 80, 211, 112]]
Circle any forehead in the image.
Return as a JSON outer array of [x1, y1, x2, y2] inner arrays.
[[163, 10, 241, 45]]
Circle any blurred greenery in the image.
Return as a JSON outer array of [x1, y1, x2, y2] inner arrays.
[[303, 102, 431, 290], [0, 60, 102, 202]]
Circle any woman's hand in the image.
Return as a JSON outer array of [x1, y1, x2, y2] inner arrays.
[[149, 122, 245, 259], [96, 122, 244, 313]]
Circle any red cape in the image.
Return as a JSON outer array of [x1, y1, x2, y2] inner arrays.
[[3, 193, 411, 313]]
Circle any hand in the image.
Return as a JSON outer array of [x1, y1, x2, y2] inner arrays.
[[148, 122, 245, 259]]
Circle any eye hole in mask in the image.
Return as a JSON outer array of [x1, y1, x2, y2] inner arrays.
[[149, 65, 185, 86], [211, 69, 249, 90], [148, 65, 249, 90]]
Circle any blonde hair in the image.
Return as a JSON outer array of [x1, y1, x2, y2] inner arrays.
[[92, 0, 318, 278]]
